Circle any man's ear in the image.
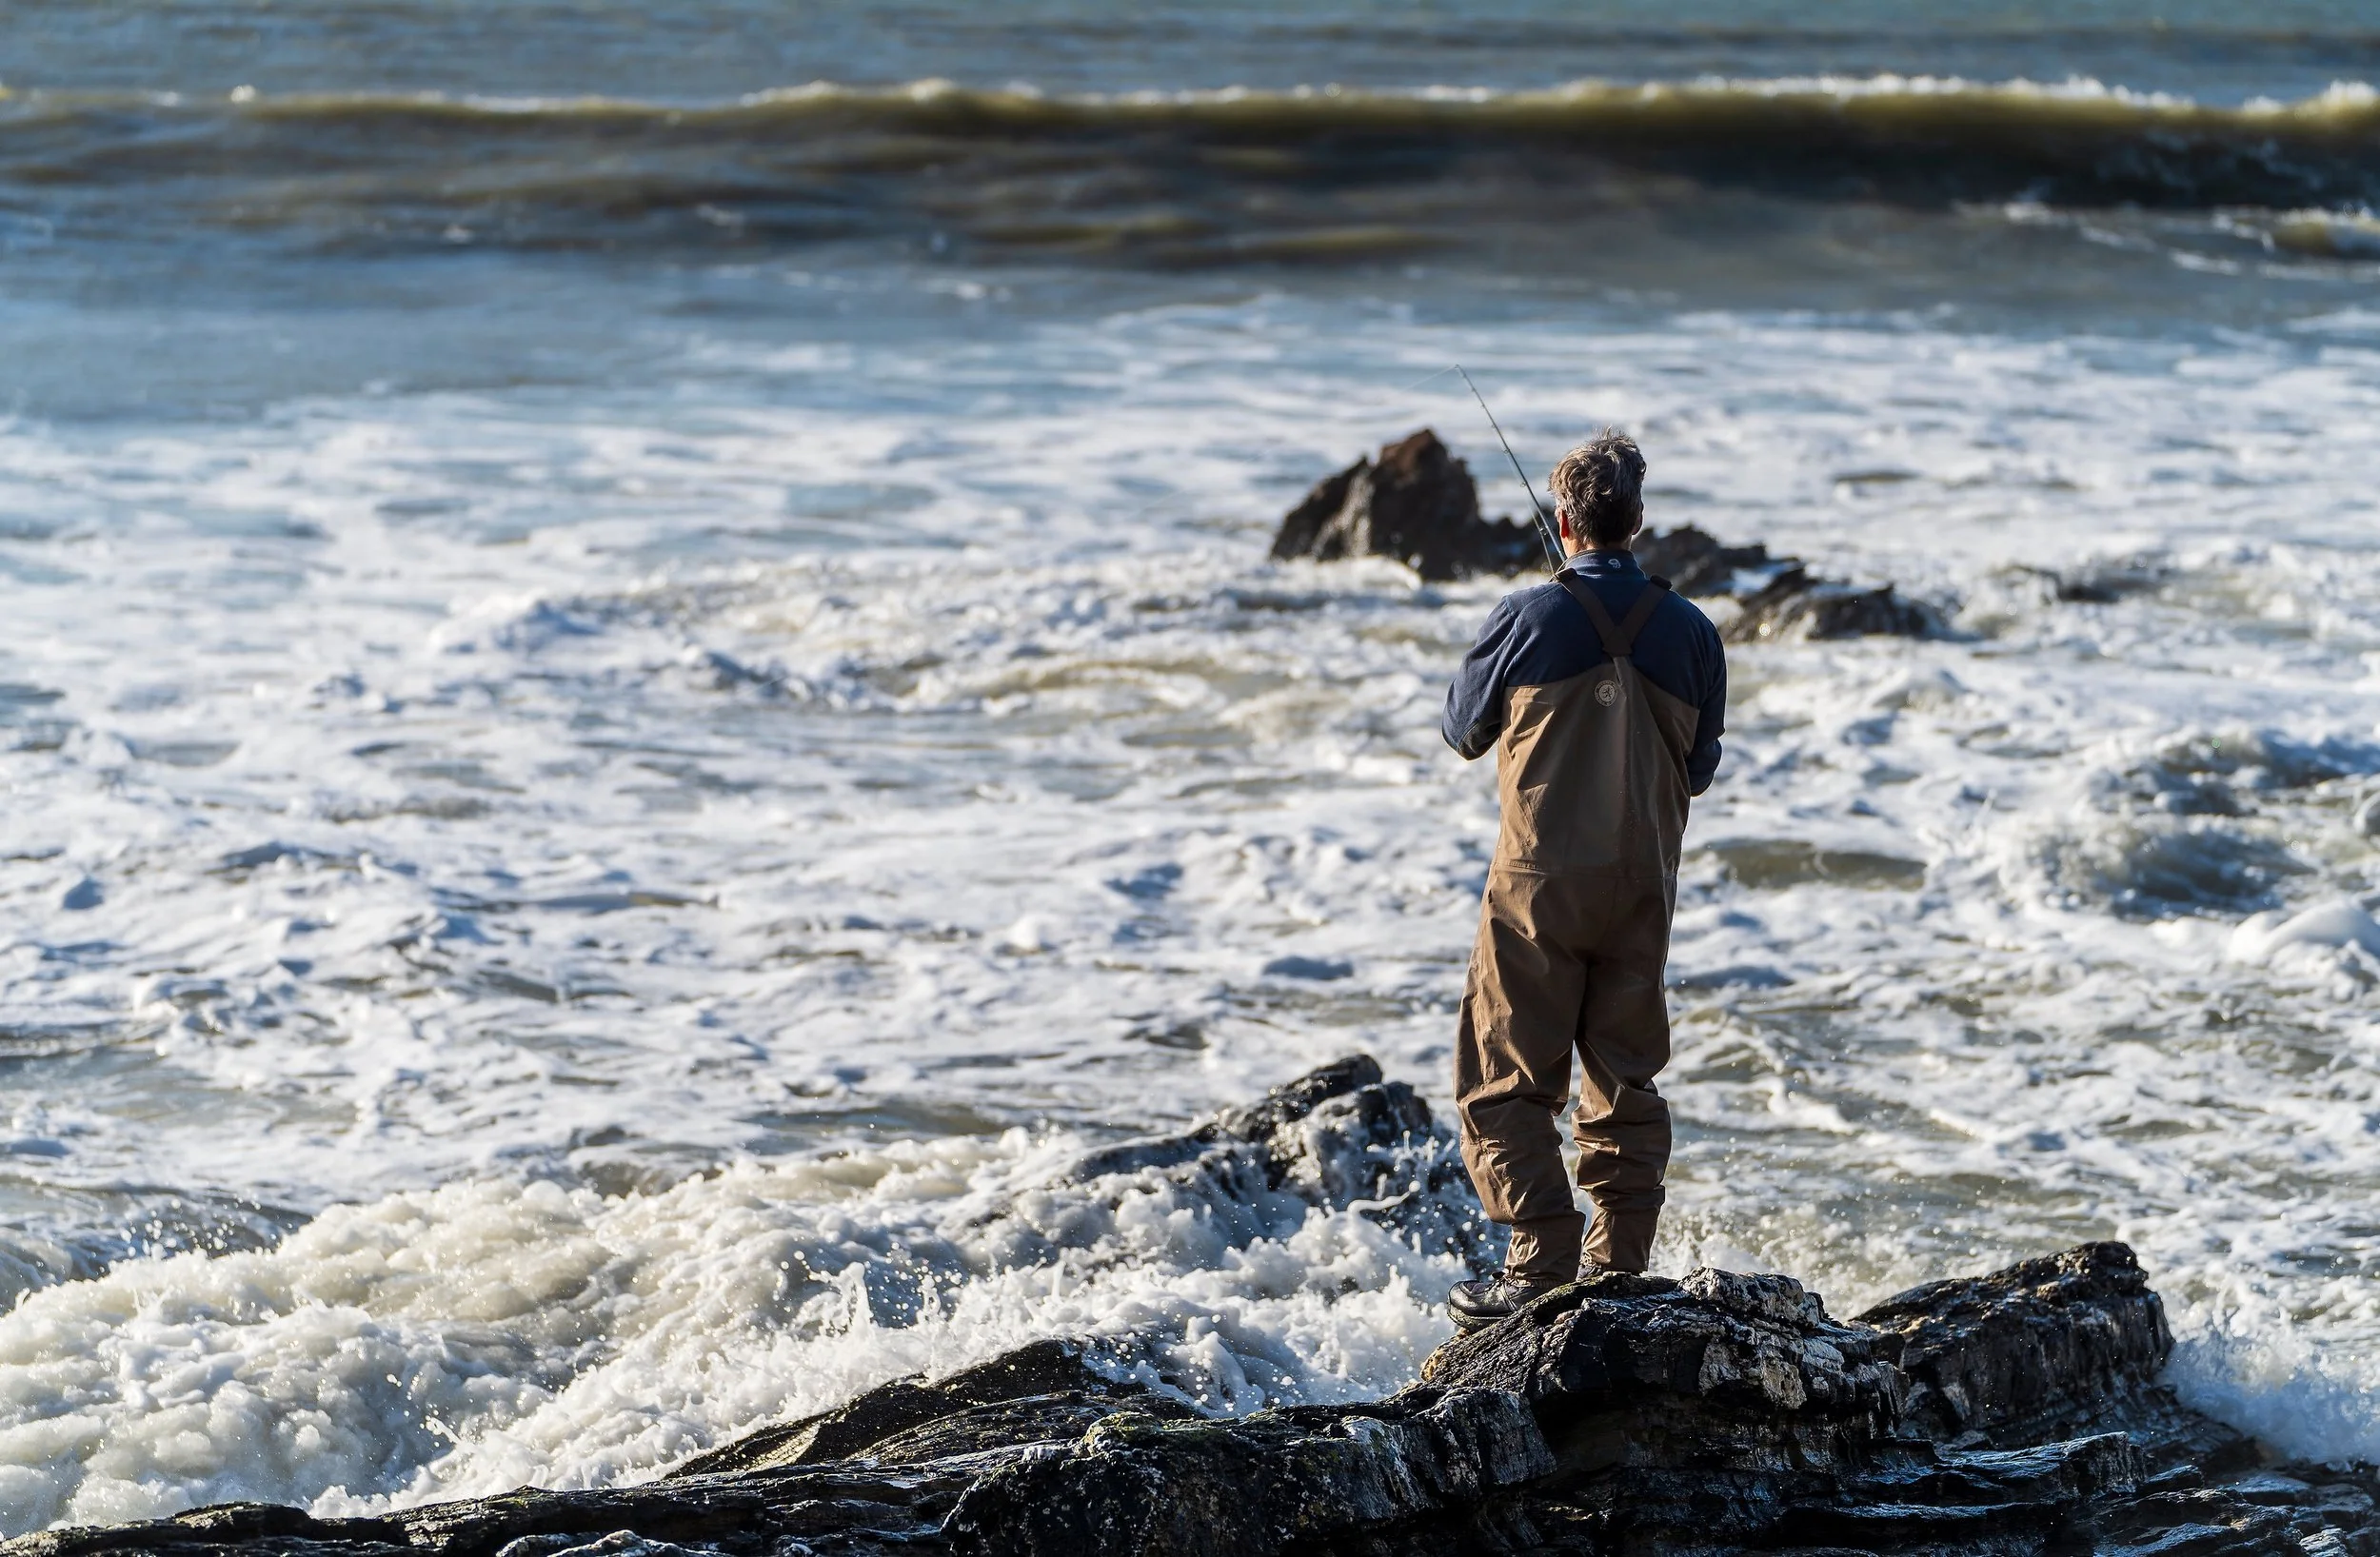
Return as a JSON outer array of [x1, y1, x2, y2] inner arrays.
[[1557, 507, 1574, 541]]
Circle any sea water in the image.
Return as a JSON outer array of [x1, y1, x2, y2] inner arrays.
[[4, 0, 2380, 1533]]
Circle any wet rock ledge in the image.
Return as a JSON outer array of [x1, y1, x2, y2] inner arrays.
[[12, 1060, 2376, 1557], [1271, 429, 1940, 641]]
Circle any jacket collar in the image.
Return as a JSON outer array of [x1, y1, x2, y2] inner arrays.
[[1560, 548, 1643, 579]]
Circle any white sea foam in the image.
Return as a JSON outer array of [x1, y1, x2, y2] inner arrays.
[[3, 292, 2380, 1527], [0, 1118, 1468, 1531]]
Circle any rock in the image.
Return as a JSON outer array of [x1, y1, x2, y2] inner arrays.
[[942, 1389, 1555, 1556], [1629, 525, 1777, 597], [1622, 525, 1945, 643], [1269, 430, 1542, 581], [11, 1064, 2379, 1557], [2000, 560, 2172, 604], [1414, 1266, 1910, 1547], [1048, 1051, 1498, 1276], [1855, 1241, 2173, 1445], [1271, 437, 1938, 640], [1723, 566, 1943, 644], [666, 1339, 1195, 1478]]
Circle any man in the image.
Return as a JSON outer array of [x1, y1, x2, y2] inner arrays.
[[1438, 430, 1726, 1329]]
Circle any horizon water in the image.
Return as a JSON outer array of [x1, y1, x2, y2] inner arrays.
[[6, 0, 2380, 1534]]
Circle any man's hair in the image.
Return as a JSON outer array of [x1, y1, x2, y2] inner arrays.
[[1548, 431, 1647, 548]]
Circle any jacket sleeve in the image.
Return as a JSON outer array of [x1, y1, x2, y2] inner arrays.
[[1686, 621, 1727, 797], [1442, 595, 1521, 760]]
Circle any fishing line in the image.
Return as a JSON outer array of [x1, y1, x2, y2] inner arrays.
[[1455, 365, 1564, 575]]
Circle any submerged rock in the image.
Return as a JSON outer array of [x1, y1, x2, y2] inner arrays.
[[1043, 1050, 1497, 1278], [1999, 559, 2172, 605], [10, 1063, 2375, 1557], [1272, 435, 1937, 639]]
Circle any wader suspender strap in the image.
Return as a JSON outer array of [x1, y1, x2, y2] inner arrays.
[[1557, 573, 1673, 659]]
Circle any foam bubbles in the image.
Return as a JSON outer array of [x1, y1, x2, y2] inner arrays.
[[0, 1128, 1465, 1535], [2231, 900, 2380, 962], [5, 292, 2380, 1514]]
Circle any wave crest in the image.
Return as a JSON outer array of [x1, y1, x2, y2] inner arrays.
[[5, 75, 2378, 263]]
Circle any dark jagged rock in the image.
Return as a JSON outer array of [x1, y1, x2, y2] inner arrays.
[[1629, 525, 1777, 598], [1634, 529, 1940, 642], [1047, 1051, 1497, 1276], [667, 1340, 1195, 1478], [715, 1053, 1489, 1336], [11, 1070, 2379, 1557], [1856, 1241, 2174, 1446], [1723, 565, 1943, 643], [1271, 436, 1938, 639], [943, 1389, 1555, 1556], [1270, 430, 1540, 581], [1418, 1266, 1905, 1472]]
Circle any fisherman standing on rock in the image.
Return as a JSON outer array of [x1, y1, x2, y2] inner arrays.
[[1438, 432, 1727, 1328]]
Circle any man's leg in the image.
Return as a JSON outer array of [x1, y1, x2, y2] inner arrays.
[[1571, 876, 1676, 1273], [1455, 868, 1589, 1281]]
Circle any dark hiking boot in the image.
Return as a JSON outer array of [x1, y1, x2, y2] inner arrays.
[[1447, 1271, 1567, 1331]]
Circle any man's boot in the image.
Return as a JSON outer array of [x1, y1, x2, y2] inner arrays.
[[1446, 1271, 1568, 1331]]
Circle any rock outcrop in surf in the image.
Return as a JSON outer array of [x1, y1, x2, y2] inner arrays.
[[1631, 524, 1943, 642], [9, 1059, 2373, 1557], [1268, 429, 1542, 581], [1273, 432, 1940, 640]]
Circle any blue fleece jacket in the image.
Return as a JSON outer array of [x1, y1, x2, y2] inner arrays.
[[1440, 550, 1727, 795]]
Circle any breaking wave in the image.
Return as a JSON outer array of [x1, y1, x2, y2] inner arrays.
[[6, 77, 2379, 262], [0, 1062, 1482, 1536]]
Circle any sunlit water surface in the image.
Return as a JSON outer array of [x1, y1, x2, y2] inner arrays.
[[4, 0, 2380, 1533]]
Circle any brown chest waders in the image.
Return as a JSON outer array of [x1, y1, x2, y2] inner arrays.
[[1454, 573, 1699, 1277]]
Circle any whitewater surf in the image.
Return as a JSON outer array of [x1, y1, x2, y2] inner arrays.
[[3, 0, 2378, 1537]]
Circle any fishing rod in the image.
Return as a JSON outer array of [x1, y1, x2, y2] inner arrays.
[[1457, 365, 1565, 575]]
